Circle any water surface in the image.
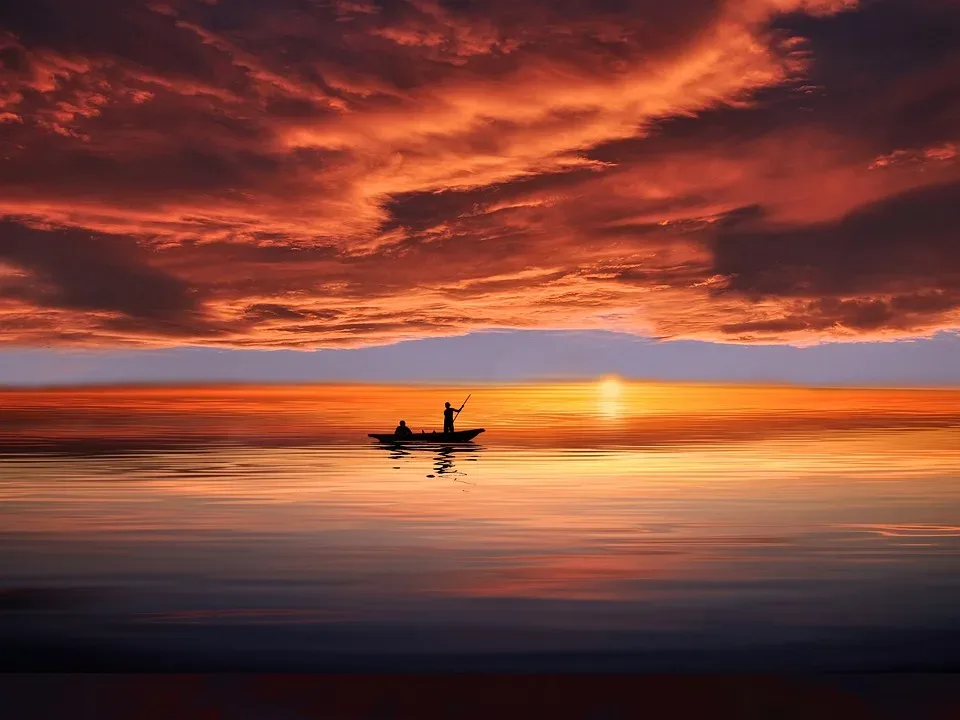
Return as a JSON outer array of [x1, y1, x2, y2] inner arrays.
[[2, 382, 959, 670]]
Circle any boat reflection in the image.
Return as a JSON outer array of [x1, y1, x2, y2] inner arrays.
[[377, 442, 484, 483]]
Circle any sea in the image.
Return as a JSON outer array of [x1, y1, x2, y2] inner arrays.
[[1, 381, 959, 671]]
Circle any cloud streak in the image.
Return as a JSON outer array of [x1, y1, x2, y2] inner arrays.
[[0, 0, 958, 347]]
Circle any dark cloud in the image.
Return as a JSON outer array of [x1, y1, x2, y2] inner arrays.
[[774, 0, 960, 153], [714, 182, 960, 298], [0, 221, 204, 328], [709, 182, 960, 338]]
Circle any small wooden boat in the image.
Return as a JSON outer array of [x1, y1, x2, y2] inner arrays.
[[368, 428, 485, 443]]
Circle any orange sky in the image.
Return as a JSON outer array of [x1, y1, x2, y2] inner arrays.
[[0, 0, 958, 348]]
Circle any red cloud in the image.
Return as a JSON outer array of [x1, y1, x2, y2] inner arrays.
[[0, 0, 958, 347]]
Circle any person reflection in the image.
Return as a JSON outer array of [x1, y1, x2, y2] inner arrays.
[[378, 443, 481, 482], [434, 446, 456, 476], [433, 446, 480, 488]]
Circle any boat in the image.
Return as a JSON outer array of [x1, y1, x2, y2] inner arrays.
[[368, 428, 485, 443]]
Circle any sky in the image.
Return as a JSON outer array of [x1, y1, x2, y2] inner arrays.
[[0, 0, 958, 384]]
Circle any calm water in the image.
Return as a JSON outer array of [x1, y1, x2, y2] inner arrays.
[[2, 382, 960, 670]]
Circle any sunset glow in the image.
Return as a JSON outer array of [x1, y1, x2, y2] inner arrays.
[[2, 0, 960, 682]]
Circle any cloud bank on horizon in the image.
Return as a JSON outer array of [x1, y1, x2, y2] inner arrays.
[[0, 0, 958, 349]]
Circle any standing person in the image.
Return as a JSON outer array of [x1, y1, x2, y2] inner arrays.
[[443, 401, 463, 434]]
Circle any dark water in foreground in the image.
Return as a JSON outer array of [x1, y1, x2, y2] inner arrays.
[[1, 383, 960, 670]]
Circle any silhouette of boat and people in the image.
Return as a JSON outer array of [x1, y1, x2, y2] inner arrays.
[[368, 396, 485, 444]]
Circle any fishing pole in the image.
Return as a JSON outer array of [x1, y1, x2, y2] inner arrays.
[[456, 393, 471, 418]]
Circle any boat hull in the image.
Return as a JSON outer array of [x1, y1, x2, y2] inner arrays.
[[368, 429, 485, 443]]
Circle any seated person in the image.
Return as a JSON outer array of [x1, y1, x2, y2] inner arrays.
[[394, 420, 414, 437]]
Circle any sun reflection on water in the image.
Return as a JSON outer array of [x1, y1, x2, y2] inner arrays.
[[598, 376, 623, 420]]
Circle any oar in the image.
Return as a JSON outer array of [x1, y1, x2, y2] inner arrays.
[[456, 394, 471, 419]]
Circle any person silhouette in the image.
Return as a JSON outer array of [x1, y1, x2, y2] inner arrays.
[[443, 401, 463, 434], [394, 420, 413, 438]]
